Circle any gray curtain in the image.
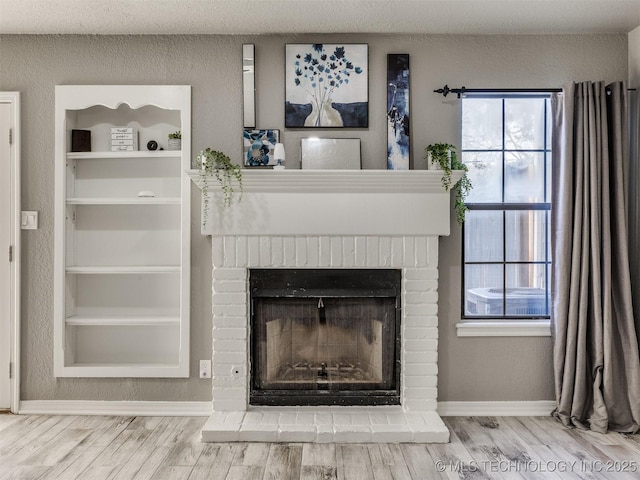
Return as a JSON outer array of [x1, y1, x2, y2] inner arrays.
[[551, 81, 640, 434]]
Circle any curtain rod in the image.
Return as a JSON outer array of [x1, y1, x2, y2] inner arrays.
[[434, 84, 636, 99]]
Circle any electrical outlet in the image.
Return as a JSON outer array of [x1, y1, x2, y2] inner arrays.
[[199, 360, 211, 379]]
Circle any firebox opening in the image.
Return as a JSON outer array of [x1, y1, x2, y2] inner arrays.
[[250, 269, 401, 406]]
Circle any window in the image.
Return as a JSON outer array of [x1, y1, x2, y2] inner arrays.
[[461, 94, 552, 320]]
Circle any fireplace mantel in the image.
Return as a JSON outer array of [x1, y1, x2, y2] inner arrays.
[[187, 169, 463, 236]]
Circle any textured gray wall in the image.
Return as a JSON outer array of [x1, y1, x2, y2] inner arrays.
[[0, 34, 628, 402]]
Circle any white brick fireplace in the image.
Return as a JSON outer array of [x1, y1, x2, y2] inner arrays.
[[189, 169, 460, 443]]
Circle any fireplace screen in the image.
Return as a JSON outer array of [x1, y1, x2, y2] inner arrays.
[[250, 269, 400, 406]]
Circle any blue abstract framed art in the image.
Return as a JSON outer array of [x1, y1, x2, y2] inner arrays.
[[243, 129, 280, 167], [387, 54, 410, 170], [285, 44, 369, 128]]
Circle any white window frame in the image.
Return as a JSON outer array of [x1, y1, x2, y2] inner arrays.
[[457, 92, 552, 338]]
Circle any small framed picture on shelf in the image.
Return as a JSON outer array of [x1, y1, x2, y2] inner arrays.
[[243, 129, 280, 167]]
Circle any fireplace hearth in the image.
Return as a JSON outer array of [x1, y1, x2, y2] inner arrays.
[[250, 269, 401, 406]]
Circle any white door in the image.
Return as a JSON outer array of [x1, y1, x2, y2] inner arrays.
[[0, 102, 13, 409]]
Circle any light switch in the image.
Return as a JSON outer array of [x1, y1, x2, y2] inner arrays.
[[21, 211, 38, 230]]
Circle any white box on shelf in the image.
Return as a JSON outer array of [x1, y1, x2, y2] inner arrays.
[[109, 126, 138, 150]]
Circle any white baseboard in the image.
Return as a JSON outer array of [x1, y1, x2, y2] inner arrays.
[[18, 400, 554, 418], [437, 401, 555, 417], [19, 400, 213, 417]]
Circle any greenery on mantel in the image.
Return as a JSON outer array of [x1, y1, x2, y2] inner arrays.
[[168, 131, 182, 139], [196, 148, 243, 226], [424, 143, 472, 225]]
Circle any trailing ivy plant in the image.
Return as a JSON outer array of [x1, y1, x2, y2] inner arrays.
[[424, 143, 472, 225], [196, 148, 243, 226]]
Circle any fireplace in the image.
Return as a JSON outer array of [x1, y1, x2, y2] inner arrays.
[[250, 269, 401, 406], [190, 170, 459, 443]]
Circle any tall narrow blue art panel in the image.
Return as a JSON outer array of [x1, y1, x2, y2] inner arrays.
[[387, 54, 410, 170]]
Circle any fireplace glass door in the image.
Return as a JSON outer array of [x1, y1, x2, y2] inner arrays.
[[250, 269, 401, 406]]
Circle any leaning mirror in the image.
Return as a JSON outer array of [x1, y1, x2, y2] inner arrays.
[[243, 44, 256, 128]]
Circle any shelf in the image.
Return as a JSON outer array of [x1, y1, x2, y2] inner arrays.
[[67, 197, 181, 205], [65, 266, 181, 274], [66, 316, 180, 326], [67, 151, 181, 160], [55, 84, 191, 378]]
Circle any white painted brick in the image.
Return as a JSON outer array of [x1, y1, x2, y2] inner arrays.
[[296, 413, 315, 424], [295, 237, 308, 266], [212, 351, 247, 365], [342, 237, 355, 267], [213, 267, 246, 281], [354, 236, 367, 266], [332, 413, 352, 425], [238, 425, 277, 442], [403, 267, 438, 281], [403, 237, 416, 267], [212, 280, 246, 293], [214, 316, 247, 328], [247, 236, 260, 266], [404, 279, 438, 292], [307, 237, 319, 265], [403, 327, 438, 340], [278, 413, 297, 425], [415, 236, 429, 267], [427, 237, 439, 268], [403, 375, 437, 388], [403, 350, 438, 364], [402, 387, 438, 401], [404, 339, 438, 353], [213, 339, 246, 352], [223, 236, 237, 267], [369, 413, 389, 425], [212, 238, 225, 267], [277, 425, 317, 442], [212, 327, 247, 340], [259, 236, 271, 266], [212, 376, 245, 389], [404, 304, 438, 316], [404, 291, 438, 305], [316, 425, 335, 443], [402, 363, 438, 376], [213, 292, 246, 306], [366, 237, 379, 266], [391, 237, 404, 267], [314, 413, 333, 425], [330, 237, 343, 266], [403, 316, 438, 328], [283, 237, 296, 266], [271, 237, 284, 266], [213, 362, 243, 376], [318, 236, 331, 266], [370, 426, 413, 443], [377, 236, 391, 267], [212, 388, 246, 401], [213, 304, 247, 317], [333, 426, 372, 443], [235, 236, 248, 267]]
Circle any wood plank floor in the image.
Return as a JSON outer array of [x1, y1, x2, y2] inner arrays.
[[1, 413, 639, 479]]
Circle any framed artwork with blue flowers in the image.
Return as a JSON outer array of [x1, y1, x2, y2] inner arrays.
[[285, 44, 368, 128], [243, 129, 280, 167]]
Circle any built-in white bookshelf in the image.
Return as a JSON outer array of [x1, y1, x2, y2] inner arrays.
[[54, 85, 191, 377]]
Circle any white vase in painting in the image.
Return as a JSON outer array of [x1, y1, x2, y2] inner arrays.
[[305, 99, 343, 127]]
